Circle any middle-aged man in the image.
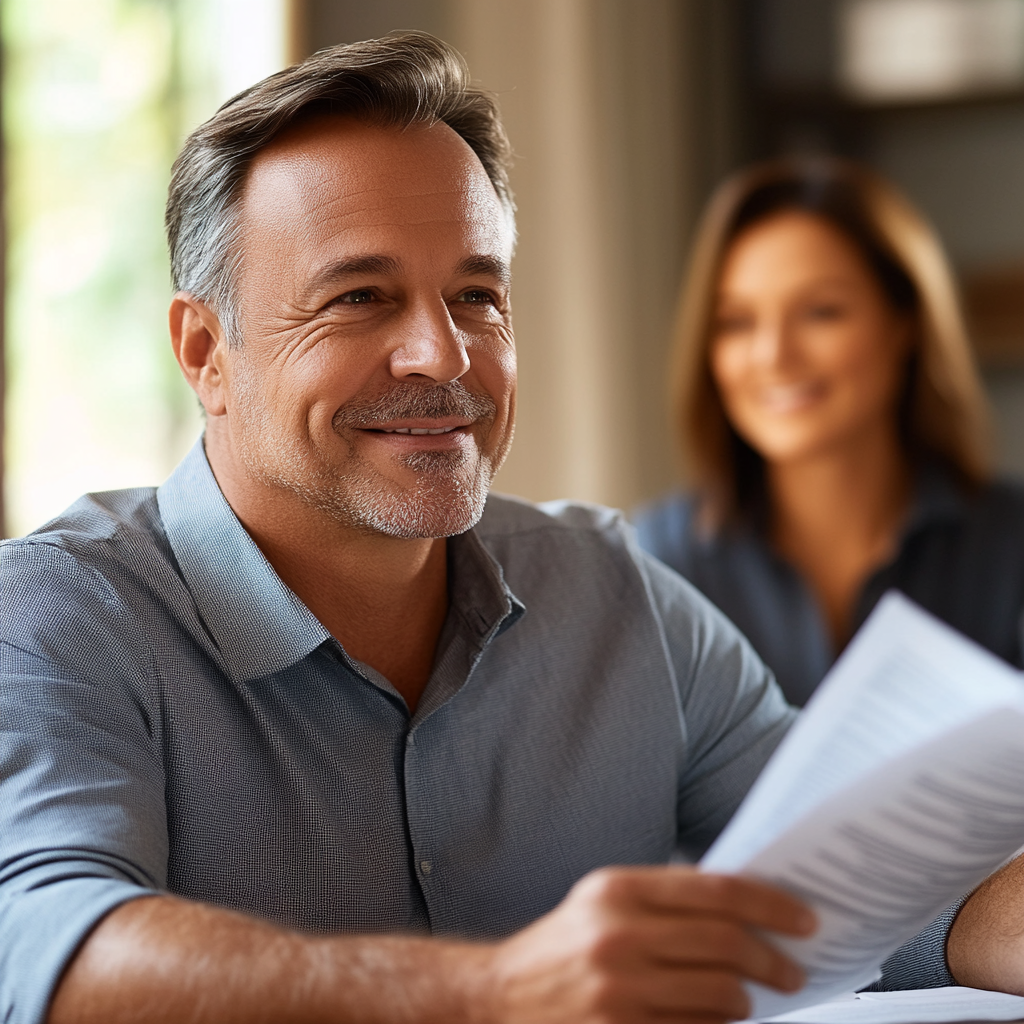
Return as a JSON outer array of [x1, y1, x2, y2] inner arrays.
[[0, 33, 974, 1024]]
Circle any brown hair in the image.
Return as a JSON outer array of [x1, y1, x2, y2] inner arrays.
[[671, 156, 991, 528], [166, 31, 513, 345]]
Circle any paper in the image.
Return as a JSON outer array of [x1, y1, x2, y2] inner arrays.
[[747, 986, 1024, 1023], [702, 593, 1024, 1017]]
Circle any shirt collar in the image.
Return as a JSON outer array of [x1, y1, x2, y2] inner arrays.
[[157, 439, 526, 688], [411, 525, 527, 720], [157, 439, 331, 683], [448, 523, 526, 643]]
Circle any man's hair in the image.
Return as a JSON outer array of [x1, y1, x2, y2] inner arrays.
[[166, 31, 514, 346]]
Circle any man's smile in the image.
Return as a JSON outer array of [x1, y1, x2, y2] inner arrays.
[[376, 426, 457, 435], [363, 416, 477, 436]]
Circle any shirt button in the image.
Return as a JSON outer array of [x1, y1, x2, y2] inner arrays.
[[420, 860, 433, 876]]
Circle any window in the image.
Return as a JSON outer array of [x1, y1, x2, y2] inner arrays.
[[841, 0, 1024, 102], [2, 0, 290, 536]]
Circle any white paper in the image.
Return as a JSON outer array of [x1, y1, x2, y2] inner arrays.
[[748, 986, 1024, 1023], [702, 594, 1024, 1017]]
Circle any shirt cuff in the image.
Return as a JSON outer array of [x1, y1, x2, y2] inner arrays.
[[0, 876, 157, 1024], [862, 896, 968, 991]]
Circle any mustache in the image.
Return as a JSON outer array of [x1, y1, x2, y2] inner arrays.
[[332, 381, 497, 429]]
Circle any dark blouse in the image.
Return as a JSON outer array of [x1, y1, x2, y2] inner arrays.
[[633, 471, 1024, 706]]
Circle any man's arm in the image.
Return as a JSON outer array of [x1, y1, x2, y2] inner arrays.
[[947, 853, 1024, 994], [49, 867, 814, 1024]]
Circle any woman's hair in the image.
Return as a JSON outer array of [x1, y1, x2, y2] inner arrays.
[[672, 155, 991, 529]]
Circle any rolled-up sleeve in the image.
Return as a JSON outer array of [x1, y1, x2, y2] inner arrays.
[[1, 540, 166, 1024], [863, 898, 965, 991]]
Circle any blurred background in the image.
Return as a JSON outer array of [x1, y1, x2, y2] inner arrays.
[[2, 0, 1023, 537]]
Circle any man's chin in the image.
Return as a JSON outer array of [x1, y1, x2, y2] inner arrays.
[[345, 490, 488, 539], [307, 464, 493, 539]]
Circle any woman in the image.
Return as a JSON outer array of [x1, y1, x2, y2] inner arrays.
[[634, 157, 1024, 707]]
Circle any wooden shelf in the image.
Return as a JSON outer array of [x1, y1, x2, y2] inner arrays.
[[963, 265, 1024, 368]]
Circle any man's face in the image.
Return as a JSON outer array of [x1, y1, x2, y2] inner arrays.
[[218, 116, 516, 538]]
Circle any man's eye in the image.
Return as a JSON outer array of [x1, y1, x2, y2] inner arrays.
[[456, 289, 496, 305], [338, 289, 375, 304]]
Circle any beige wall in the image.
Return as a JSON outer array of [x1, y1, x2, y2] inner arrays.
[[448, 0, 701, 510], [305, 0, 717, 511]]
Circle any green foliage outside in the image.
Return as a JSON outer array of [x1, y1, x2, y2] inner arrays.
[[2, 0, 230, 534]]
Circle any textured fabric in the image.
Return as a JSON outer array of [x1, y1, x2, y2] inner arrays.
[[634, 470, 1024, 995], [0, 439, 796, 1024], [634, 469, 1024, 707], [863, 898, 967, 992]]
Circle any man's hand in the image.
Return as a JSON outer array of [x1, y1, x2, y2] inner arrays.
[[485, 865, 815, 1023], [49, 866, 814, 1024]]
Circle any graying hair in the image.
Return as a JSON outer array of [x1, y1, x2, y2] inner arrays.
[[166, 31, 515, 346]]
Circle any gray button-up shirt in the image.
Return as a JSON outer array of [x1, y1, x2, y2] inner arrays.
[[0, 441, 870, 1023]]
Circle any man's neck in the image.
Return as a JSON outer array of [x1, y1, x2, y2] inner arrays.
[[205, 438, 449, 714]]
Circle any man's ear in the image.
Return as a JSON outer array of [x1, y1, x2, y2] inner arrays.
[[170, 293, 231, 417]]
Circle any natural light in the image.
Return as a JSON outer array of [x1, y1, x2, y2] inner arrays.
[[2, 0, 289, 536]]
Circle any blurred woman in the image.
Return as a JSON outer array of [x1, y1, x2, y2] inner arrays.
[[634, 157, 1024, 706]]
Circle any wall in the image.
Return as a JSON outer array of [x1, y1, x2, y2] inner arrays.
[[749, 0, 1024, 480]]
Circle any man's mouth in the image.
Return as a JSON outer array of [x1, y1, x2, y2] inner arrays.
[[332, 382, 497, 438], [374, 425, 460, 435]]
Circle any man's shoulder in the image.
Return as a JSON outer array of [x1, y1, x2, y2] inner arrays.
[[1, 486, 165, 584], [473, 493, 659, 600], [476, 492, 628, 540], [1, 487, 179, 669]]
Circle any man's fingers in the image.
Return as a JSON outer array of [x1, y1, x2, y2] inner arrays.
[[650, 916, 804, 992], [588, 914, 803, 994], [619, 965, 752, 1019], [576, 866, 816, 936]]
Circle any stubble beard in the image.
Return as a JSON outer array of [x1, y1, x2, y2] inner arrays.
[[232, 372, 510, 539]]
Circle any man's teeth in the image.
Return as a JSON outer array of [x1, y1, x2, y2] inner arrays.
[[380, 426, 457, 435]]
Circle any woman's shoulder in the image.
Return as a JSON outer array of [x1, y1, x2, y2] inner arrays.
[[911, 472, 1024, 558], [960, 476, 1024, 529], [976, 475, 1024, 506]]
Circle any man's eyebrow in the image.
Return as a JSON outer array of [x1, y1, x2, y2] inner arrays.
[[303, 254, 403, 299], [455, 255, 511, 287]]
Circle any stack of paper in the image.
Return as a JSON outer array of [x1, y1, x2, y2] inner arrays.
[[751, 987, 1024, 1023], [703, 593, 1024, 1018]]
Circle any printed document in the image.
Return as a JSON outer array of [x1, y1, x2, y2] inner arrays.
[[702, 593, 1024, 1017], [749, 987, 1024, 1023]]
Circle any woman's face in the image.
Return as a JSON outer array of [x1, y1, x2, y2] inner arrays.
[[710, 210, 913, 467]]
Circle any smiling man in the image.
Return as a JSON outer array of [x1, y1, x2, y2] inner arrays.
[[180, 111, 519, 708], [0, 34, 825, 1024]]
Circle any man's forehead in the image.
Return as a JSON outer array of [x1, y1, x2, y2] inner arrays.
[[241, 115, 502, 227]]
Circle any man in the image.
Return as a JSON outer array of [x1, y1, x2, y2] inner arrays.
[[1, 34, 953, 1024], [946, 857, 1024, 993]]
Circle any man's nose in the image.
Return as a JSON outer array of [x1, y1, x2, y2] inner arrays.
[[388, 300, 471, 383]]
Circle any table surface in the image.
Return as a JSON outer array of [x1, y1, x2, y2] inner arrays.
[[748, 987, 1024, 1024]]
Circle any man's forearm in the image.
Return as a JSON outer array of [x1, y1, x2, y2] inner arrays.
[[47, 895, 490, 1024], [46, 867, 813, 1024], [948, 853, 1024, 994]]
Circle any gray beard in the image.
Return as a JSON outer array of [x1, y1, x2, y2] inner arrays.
[[314, 446, 493, 538], [233, 375, 506, 539]]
